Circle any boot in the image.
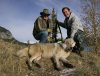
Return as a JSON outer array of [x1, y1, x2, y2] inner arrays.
[[77, 51, 83, 57], [72, 45, 83, 57], [77, 46, 84, 57]]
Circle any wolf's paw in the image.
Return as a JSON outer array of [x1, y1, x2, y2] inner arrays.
[[35, 63, 41, 68], [56, 66, 63, 71], [26, 61, 33, 70]]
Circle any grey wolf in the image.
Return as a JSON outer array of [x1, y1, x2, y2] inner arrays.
[[16, 38, 75, 70]]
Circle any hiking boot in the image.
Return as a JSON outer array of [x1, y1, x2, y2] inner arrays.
[[77, 51, 83, 57], [72, 46, 83, 57]]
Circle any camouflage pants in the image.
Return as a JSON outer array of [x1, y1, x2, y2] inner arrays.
[[73, 30, 84, 51]]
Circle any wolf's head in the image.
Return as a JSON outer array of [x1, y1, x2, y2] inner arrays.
[[63, 38, 76, 50]]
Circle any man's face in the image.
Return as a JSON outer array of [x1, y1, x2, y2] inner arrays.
[[62, 9, 71, 17], [43, 15, 49, 21]]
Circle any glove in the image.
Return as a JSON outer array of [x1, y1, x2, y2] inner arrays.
[[47, 29, 52, 33]]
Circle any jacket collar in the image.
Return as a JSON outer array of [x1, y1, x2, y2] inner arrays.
[[67, 12, 74, 23]]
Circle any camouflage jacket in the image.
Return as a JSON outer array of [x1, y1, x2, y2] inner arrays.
[[33, 16, 53, 39], [59, 12, 84, 38]]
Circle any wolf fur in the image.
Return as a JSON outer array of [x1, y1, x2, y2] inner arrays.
[[16, 38, 75, 70]]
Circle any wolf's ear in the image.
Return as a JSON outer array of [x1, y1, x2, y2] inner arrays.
[[64, 39, 69, 45]]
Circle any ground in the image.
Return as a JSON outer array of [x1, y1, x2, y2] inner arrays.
[[0, 39, 100, 76]]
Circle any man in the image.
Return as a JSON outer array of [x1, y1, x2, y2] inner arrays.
[[33, 9, 52, 43], [58, 7, 84, 56]]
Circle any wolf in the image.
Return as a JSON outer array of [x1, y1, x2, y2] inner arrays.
[[16, 38, 75, 70]]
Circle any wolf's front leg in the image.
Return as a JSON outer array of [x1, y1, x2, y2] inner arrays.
[[61, 58, 69, 64], [54, 56, 62, 71], [61, 58, 74, 68]]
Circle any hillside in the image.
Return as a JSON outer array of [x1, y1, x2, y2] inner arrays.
[[0, 26, 14, 40], [0, 26, 100, 76], [0, 39, 100, 76], [0, 26, 26, 44]]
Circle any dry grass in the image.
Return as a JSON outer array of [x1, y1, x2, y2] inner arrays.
[[0, 39, 100, 76], [68, 51, 100, 76], [0, 39, 59, 76]]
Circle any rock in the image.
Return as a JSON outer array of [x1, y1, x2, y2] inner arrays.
[[0, 26, 28, 45], [0, 26, 13, 39]]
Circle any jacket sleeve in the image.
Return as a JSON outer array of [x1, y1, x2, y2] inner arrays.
[[71, 17, 80, 38], [37, 18, 46, 31], [37, 18, 41, 30], [58, 22, 66, 29]]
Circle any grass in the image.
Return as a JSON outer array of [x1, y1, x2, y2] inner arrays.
[[68, 52, 100, 76], [0, 39, 100, 76]]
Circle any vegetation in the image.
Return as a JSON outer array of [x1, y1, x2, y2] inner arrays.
[[0, 0, 100, 75], [80, 0, 100, 53], [0, 39, 100, 76]]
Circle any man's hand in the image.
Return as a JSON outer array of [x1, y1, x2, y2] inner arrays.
[[47, 29, 52, 33]]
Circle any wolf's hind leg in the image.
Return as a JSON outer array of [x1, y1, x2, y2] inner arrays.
[[27, 56, 38, 70], [33, 56, 41, 68]]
